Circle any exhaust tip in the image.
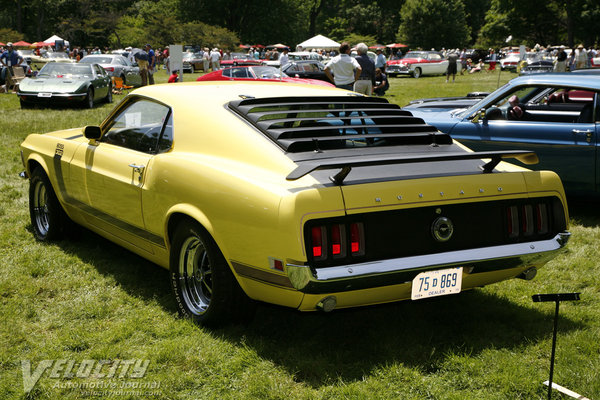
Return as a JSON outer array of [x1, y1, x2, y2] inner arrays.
[[316, 296, 337, 312], [518, 267, 537, 281]]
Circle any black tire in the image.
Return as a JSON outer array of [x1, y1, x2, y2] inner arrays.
[[412, 67, 422, 78], [20, 99, 32, 109], [105, 83, 113, 103], [170, 220, 255, 326], [29, 168, 70, 241], [120, 74, 127, 86], [83, 88, 94, 109]]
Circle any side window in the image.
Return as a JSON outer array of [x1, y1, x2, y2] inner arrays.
[[94, 64, 104, 76], [157, 113, 173, 153], [101, 99, 171, 153], [222, 68, 231, 78]]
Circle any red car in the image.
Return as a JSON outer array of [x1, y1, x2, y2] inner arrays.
[[385, 51, 453, 78], [196, 66, 334, 87], [220, 52, 262, 68]]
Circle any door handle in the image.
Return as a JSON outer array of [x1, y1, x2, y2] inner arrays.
[[572, 129, 593, 143], [128, 163, 145, 173]]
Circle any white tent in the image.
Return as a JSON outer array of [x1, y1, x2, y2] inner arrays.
[[44, 35, 64, 44], [296, 34, 340, 51]]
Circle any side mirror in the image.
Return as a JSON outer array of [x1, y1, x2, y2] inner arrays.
[[83, 125, 102, 144], [471, 109, 486, 123]]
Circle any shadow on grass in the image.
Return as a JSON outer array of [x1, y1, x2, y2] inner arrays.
[[567, 198, 600, 228], [47, 225, 584, 389]]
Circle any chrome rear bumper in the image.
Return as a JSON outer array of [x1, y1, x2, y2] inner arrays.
[[287, 232, 570, 294]]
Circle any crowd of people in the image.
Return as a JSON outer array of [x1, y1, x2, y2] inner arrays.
[[2, 38, 599, 95]]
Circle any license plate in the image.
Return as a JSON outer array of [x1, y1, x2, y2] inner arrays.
[[411, 267, 462, 300], [37, 92, 52, 98]]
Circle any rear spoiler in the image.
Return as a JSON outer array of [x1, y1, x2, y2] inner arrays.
[[286, 150, 538, 185]]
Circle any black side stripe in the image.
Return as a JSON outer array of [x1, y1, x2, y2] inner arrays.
[[51, 154, 166, 248], [231, 261, 295, 289]]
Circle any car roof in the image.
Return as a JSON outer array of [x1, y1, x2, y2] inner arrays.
[[507, 73, 600, 90], [131, 81, 339, 108]]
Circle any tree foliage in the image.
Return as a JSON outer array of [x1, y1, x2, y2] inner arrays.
[[396, 0, 470, 49], [0, 0, 597, 50]]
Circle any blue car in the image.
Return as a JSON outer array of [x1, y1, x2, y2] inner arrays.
[[404, 74, 600, 197]]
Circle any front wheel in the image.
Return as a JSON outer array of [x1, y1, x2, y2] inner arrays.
[[412, 67, 422, 78], [170, 220, 255, 326], [83, 88, 94, 109], [29, 168, 70, 241]]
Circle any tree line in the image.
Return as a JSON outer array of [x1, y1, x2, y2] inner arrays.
[[1, 0, 598, 50]]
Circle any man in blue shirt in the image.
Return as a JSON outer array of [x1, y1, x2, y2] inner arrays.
[[375, 49, 386, 70], [145, 44, 156, 85], [1, 43, 25, 86]]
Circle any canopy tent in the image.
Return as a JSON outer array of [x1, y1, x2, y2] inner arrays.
[[0, 42, 5, 46], [31, 41, 52, 48], [12, 40, 31, 47], [267, 43, 289, 49], [44, 35, 64, 44], [369, 44, 386, 49], [296, 34, 340, 51], [387, 43, 408, 48]]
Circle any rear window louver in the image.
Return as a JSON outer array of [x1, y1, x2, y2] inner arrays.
[[228, 96, 451, 152]]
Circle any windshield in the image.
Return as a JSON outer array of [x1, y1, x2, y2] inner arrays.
[[37, 63, 93, 78], [458, 82, 512, 118], [251, 66, 289, 79], [80, 56, 114, 64], [404, 52, 428, 58], [46, 52, 69, 59]]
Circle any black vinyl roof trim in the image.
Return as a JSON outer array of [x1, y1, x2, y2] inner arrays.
[[229, 96, 452, 152]]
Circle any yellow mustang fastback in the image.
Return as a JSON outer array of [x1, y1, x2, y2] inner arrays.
[[20, 81, 570, 325]]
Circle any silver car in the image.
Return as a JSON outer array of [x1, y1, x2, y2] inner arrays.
[[79, 54, 141, 87]]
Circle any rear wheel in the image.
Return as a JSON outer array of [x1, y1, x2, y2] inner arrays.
[[20, 99, 32, 109], [105, 84, 113, 103], [170, 220, 255, 326], [412, 67, 422, 78], [29, 168, 70, 241]]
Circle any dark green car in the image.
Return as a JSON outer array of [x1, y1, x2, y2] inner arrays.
[[18, 62, 112, 109]]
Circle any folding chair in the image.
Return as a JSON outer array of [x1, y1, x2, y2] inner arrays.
[[111, 76, 133, 95], [7, 67, 25, 92]]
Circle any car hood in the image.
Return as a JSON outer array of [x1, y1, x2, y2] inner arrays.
[[282, 77, 334, 87], [403, 94, 486, 112], [19, 76, 88, 93]]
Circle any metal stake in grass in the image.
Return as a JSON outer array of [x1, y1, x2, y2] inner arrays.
[[532, 292, 581, 400]]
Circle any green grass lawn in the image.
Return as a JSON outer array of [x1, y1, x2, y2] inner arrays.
[[1, 69, 599, 400]]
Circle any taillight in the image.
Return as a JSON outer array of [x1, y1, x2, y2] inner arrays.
[[522, 205, 534, 236], [105, 67, 115, 72], [311, 226, 326, 260], [308, 222, 365, 262], [350, 222, 365, 256], [331, 224, 346, 258], [506, 202, 551, 240], [536, 204, 549, 234]]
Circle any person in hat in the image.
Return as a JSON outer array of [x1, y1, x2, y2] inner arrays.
[[168, 69, 179, 83], [1, 43, 24, 89], [145, 44, 156, 85], [210, 48, 221, 71], [575, 44, 587, 70], [554, 45, 567, 72], [375, 48, 386, 70]]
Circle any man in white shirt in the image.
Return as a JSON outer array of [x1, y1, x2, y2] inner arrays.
[[210, 48, 221, 71], [279, 48, 289, 69], [324, 42, 362, 90]]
